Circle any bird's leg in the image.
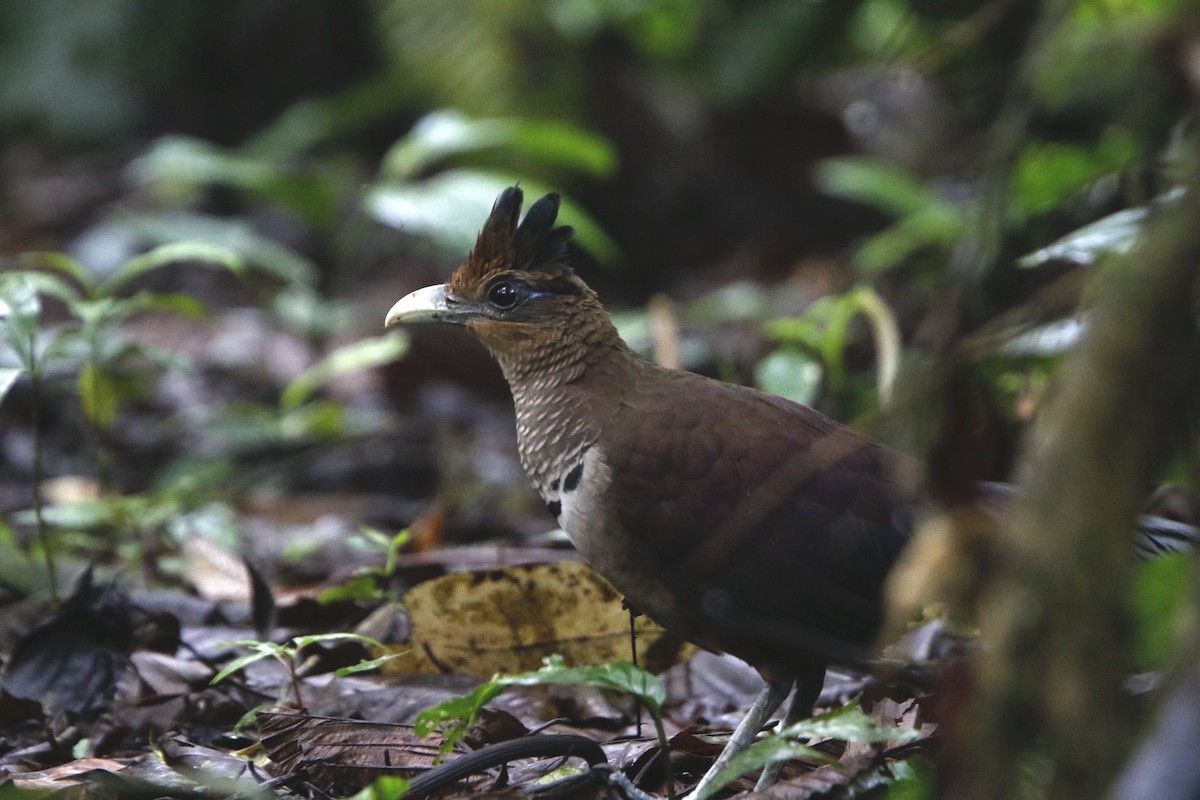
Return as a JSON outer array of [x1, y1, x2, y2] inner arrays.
[[686, 677, 794, 799], [625, 601, 644, 737], [753, 662, 826, 791]]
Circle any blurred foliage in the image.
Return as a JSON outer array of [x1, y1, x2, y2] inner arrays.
[[1018, 189, 1186, 269], [130, 137, 348, 228], [0, 1, 188, 141], [1131, 552, 1195, 671], [365, 110, 619, 260], [0, 230, 400, 582], [882, 760, 934, 800], [0, 250, 261, 585], [695, 702, 918, 800], [346, 775, 411, 800], [2, 250, 255, 431], [1012, 130, 1137, 218], [814, 157, 964, 277], [381, 110, 617, 181], [415, 654, 668, 755], [0, 0, 1193, 587], [763, 286, 901, 414], [317, 527, 410, 604]]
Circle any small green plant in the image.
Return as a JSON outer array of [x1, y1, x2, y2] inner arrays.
[[692, 701, 918, 800], [759, 286, 901, 413], [0, 247, 253, 597], [814, 133, 1138, 279], [813, 157, 964, 277], [280, 333, 409, 413], [212, 632, 390, 711], [365, 109, 618, 261], [318, 526, 411, 604], [343, 774, 411, 800], [0, 230, 331, 596], [416, 655, 675, 798], [416, 657, 918, 800]]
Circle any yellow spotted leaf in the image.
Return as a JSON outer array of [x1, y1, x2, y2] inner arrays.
[[389, 560, 693, 678]]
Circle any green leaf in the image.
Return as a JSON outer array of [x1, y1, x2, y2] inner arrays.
[[0, 272, 84, 369], [100, 241, 246, 295], [281, 332, 409, 411], [1, 274, 43, 326], [335, 652, 406, 677], [415, 680, 506, 738], [202, 401, 340, 454], [813, 156, 946, 219], [847, 286, 901, 405], [0, 519, 40, 594], [756, 349, 823, 406], [764, 287, 900, 403], [290, 632, 385, 651], [233, 703, 275, 735], [696, 738, 830, 800], [849, 0, 930, 57], [366, 169, 618, 263], [813, 157, 963, 274], [7, 271, 83, 306], [777, 700, 915, 742], [122, 291, 207, 319], [130, 135, 342, 225], [278, 400, 350, 442], [17, 499, 114, 531], [211, 646, 282, 685], [855, 208, 962, 274], [271, 286, 354, 338], [1131, 552, 1193, 670], [694, 703, 916, 800], [766, 294, 856, 390], [0, 275, 45, 369], [111, 212, 317, 288], [78, 361, 118, 429], [1000, 318, 1085, 357], [1031, 5, 1174, 113], [494, 656, 665, 714], [344, 775, 411, 800], [15, 252, 93, 292], [318, 572, 386, 604], [130, 135, 281, 198], [382, 110, 618, 180], [1017, 189, 1183, 269], [1012, 130, 1136, 218], [881, 758, 932, 799], [415, 655, 665, 745], [548, 0, 703, 58]]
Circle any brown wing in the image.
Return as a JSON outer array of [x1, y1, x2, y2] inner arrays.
[[603, 367, 918, 671]]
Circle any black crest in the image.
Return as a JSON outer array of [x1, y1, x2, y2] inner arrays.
[[461, 187, 575, 284]]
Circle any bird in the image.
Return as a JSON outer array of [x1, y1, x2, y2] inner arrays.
[[384, 187, 1197, 795]]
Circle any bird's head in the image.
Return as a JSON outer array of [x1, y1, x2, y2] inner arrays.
[[385, 186, 614, 379]]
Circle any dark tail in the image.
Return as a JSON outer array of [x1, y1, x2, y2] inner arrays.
[[1134, 514, 1198, 558]]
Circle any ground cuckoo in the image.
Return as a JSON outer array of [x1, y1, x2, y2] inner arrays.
[[385, 187, 1197, 795]]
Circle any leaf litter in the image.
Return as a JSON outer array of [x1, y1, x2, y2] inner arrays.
[[0, 549, 935, 799]]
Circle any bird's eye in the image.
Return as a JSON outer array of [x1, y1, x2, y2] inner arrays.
[[486, 280, 522, 310]]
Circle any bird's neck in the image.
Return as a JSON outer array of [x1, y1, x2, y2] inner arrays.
[[487, 316, 638, 498]]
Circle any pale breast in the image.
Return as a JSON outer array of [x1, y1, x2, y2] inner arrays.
[[543, 444, 701, 639]]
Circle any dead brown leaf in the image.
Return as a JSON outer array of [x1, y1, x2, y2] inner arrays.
[[387, 561, 693, 677], [258, 711, 455, 791], [7, 758, 128, 791]]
